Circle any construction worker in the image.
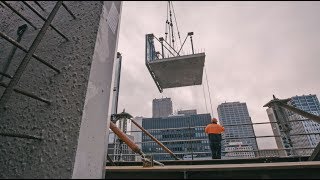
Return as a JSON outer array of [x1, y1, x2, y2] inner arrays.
[[205, 118, 225, 159]]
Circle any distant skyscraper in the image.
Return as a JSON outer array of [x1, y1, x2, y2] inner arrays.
[[177, 109, 197, 116], [267, 94, 320, 156], [152, 97, 173, 118], [130, 116, 144, 161], [109, 134, 135, 162], [217, 102, 258, 159], [142, 113, 212, 161], [266, 108, 288, 157]]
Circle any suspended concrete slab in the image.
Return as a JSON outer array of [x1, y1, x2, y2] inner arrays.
[[147, 52, 205, 91]]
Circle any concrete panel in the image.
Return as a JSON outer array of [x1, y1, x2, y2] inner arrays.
[[0, 1, 121, 179], [148, 53, 205, 89], [72, 1, 122, 179]]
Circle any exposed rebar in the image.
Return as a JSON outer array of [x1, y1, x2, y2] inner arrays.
[[2, 1, 37, 30], [0, 24, 28, 82], [0, 82, 51, 104], [33, 1, 45, 11], [0, 31, 60, 73], [0, 72, 13, 79], [62, 2, 76, 19], [22, 1, 69, 41], [0, 1, 62, 108], [0, 132, 42, 140]]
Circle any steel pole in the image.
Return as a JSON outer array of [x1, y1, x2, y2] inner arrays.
[[130, 118, 180, 160]]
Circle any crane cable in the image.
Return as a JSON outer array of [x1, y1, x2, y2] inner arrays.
[[164, 1, 185, 56], [168, 1, 174, 49], [202, 75, 209, 114], [204, 66, 214, 116], [165, 2, 169, 42], [170, 1, 183, 53]]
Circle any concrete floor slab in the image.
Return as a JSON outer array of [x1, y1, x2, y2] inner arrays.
[[148, 53, 205, 89], [105, 161, 320, 179]]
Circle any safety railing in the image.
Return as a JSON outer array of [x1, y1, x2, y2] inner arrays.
[[107, 123, 320, 162]]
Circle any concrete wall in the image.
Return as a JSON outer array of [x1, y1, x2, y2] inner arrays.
[[0, 1, 121, 178]]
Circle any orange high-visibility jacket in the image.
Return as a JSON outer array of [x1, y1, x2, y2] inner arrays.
[[205, 123, 225, 134]]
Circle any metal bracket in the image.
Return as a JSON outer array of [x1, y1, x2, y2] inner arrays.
[[111, 110, 133, 123], [142, 155, 154, 167]]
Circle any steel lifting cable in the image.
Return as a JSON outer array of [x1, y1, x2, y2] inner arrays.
[[165, 1, 169, 42], [170, 1, 183, 53], [204, 66, 214, 116], [168, 1, 175, 51], [202, 78, 209, 113], [168, 1, 171, 45]]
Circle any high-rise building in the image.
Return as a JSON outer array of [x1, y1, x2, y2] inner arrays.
[[217, 102, 258, 159], [152, 97, 173, 118], [142, 113, 212, 161], [266, 108, 288, 157], [108, 134, 136, 162], [130, 116, 144, 161], [267, 94, 320, 156], [177, 109, 197, 116]]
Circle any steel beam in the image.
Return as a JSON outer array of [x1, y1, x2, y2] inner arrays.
[[110, 121, 164, 166], [0, 1, 62, 108], [130, 118, 180, 160], [264, 95, 320, 124], [277, 102, 320, 124]]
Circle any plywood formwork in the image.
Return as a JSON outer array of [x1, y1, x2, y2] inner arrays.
[[148, 53, 205, 90]]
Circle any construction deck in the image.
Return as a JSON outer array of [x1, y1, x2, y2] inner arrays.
[[105, 157, 320, 179]]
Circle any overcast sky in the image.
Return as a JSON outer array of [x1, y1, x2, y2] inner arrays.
[[116, 1, 320, 149]]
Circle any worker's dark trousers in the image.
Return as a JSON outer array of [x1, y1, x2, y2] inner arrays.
[[208, 134, 222, 159]]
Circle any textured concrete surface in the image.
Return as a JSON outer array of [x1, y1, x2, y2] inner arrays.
[[148, 53, 205, 89], [0, 1, 120, 178], [72, 1, 122, 178]]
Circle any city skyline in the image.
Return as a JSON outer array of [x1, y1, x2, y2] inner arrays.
[[117, 1, 320, 149], [128, 94, 319, 149]]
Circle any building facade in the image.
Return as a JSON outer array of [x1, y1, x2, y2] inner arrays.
[[258, 149, 286, 158], [152, 97, 173, 118], [130, 116, 144, 161], [141, 113, 212, 161], [267, 94, 320, 156], [177, 109, 197, 116], [107, 134, 136, 162], [217, 102, 258, 159], [266, 108, 288, 157]]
